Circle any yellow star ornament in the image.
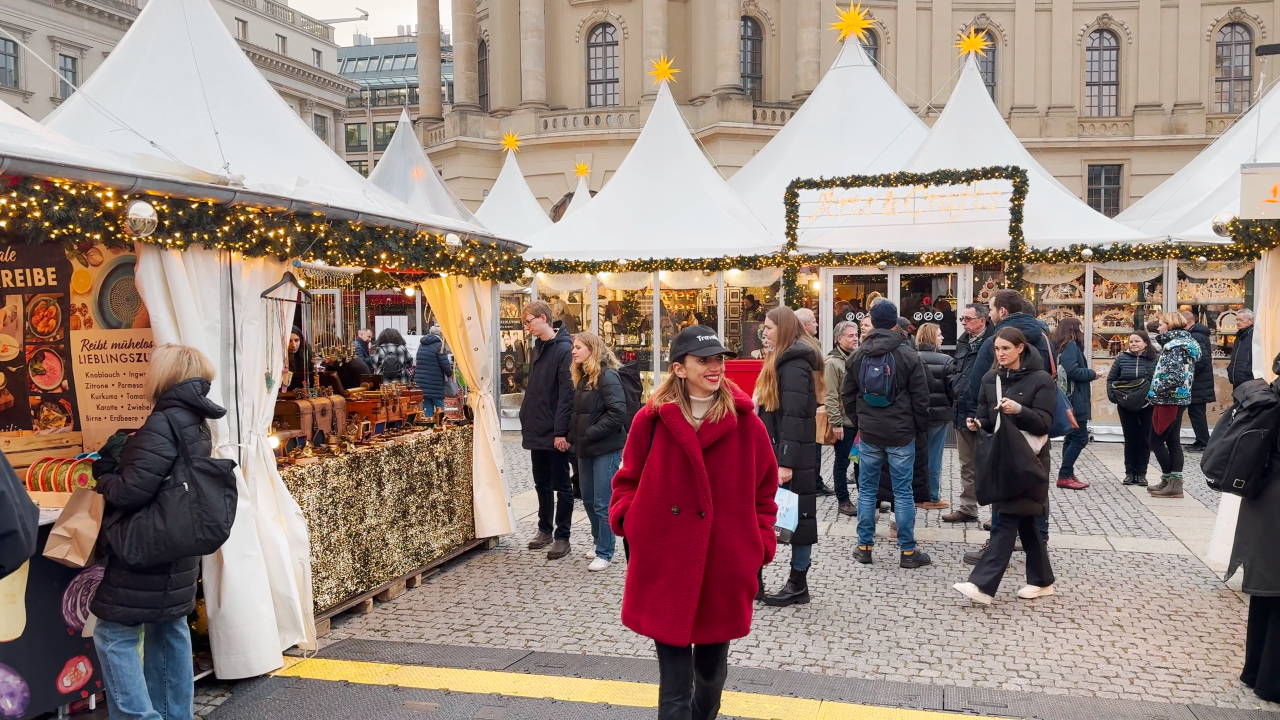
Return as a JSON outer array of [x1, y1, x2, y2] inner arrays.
[[955, 27, 992, 58], [649, 56, 680, 85], [500, 132, 521, 153], [830, 3, 873, 43], [574, 162, 590, 178]]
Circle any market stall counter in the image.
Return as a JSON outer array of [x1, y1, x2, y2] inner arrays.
[[278, 423, 477, 617]]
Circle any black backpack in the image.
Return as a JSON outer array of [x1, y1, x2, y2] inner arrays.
[[1202, 379, 1280, 499], [617, 361, 644, 428], [380, 346, 404, 378], [102, 412, 239, 567]]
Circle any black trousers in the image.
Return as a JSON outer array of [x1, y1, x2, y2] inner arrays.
[[815, 444, 826, 487], [969, 513, 1055, 597], [1189, 402, 1210, 446], [529, 449, 573, 539], [1150, 406, 1185, 474], [1117, 406, 1153, 476], [1244, 595, 1280, 702], [655, 640, 731, 720]]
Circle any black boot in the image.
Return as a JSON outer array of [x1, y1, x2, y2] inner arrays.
[[755, 568, 765, 603], [763, 569, 810, 607]]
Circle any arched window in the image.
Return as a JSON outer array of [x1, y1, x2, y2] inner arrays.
[[740, 16, 764, 101], [477, 40, 490, 113], [1085, 29, 1119, 117], [1216, 23, 1253, 114], [976, 30, 997, 101], [587, 23, 620, 108], [863, 29, 879, 66]]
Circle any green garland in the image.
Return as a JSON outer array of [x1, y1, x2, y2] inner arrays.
[[526, 253, 781, 275]]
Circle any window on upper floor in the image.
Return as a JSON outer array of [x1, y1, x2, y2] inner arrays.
[[235, 18, 248, 40], [1215, 23, 1253, 114], [587, 23, 619, 108], [1087, 164, 1123, 217], [373, 121, 397, 151], [1, 39, 18, 89], [345, 122, 368, 151], [405, 55, 417, 70], [57, 54, 77, 99], [276, 34, 287, 55], [740, 16, 764, 101], [348, 159, 369, 176], [392, 55, 407, 71], [975, 30, 996, 101], [312, 49, 323, 68], [1085, 29, 1119, 117], [354, 57, 371, 73], [313, 114, 328, 142], [862, 29, 879, 66], [478, 40, 490, 112]]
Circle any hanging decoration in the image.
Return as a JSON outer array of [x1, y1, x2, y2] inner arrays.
[[648, 56, 680, 85], [830, 3, 874, 43]]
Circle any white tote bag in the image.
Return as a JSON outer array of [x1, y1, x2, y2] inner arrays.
[[995, 375, 1049, 454]]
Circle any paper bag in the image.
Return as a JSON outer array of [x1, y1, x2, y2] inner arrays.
[[43, 488, 104, 568], [774, 487, 799, 532]]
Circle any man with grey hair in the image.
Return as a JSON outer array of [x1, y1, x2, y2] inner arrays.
[[825, 320, 860, 516], [943, 302, 993, 523], [1229, 308, 1256, 388], [796, 307, 835, 496]]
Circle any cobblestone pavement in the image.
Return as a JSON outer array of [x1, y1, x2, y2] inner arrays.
[[196, 432, 1270, 714]]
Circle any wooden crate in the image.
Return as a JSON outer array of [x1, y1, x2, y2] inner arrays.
[[0, 432, 84, 473]]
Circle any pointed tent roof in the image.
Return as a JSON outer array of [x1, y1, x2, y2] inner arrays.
[[368, 110, 485, 229], [475, 149, 553, 242], [563, 175, 592, 218], [904, 55, 1156, 250], [43, 0, 488, 238], [522, 81, 778, 260], [729, 39, 928, 237]]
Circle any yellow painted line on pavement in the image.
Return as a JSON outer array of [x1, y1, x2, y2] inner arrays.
[[274, 657, 995, 720]]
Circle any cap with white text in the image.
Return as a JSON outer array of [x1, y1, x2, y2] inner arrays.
[[669, 326, 737, 363]]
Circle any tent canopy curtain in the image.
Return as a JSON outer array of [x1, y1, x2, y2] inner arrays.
[[659, 270, 717, 290], [1178, 260, 1256, 280], [597, 272, 654, 291], [725, 268, 783, 287], [1092, 261, 1165, 284], [535, 273, 593, 294]]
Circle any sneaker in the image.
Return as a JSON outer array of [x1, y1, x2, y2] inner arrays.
[[963, 540, 990, 566], [900, 550, 932, 568], [855, 545, 873, 564], [1016, 584, 1055, 599], [942, 510, 979, 523], [587, 557, 611, 572], [547, 538, 571, 560], [1056, 477, 1090, 490], [838, 501, 857, 517], [527, 531, 553, 550], [584, 549, 597, 560], [921, 500, 951, 510], [953, 582, 993, 605]]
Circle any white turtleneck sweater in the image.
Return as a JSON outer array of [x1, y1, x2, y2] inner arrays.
[[689, 394, 714, 429]]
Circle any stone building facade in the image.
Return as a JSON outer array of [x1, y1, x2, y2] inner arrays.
[[414, 0, 1277, 218]]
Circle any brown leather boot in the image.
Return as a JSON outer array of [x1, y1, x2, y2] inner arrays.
[[1150, 474, 1184, 498]]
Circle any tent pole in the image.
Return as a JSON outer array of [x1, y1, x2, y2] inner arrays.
[[653, 272, 661, 386], [716, 272, 725, 341], [590, 275, 599, 334]]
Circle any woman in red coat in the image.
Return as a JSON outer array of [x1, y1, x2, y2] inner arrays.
[[610, 325, 779, 720]]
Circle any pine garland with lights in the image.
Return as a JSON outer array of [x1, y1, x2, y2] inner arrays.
[[526, 253, 781, 275]]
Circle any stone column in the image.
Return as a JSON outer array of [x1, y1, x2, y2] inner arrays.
[[1134, 0, 1164, 135], [713, 0, 742, 94], [930, 0, 952, 104], [417, 0, 443, 121], [519, 0, 547, 108], [1045, 0, 1077, 136], [896, 0, 918, 110], [1173, 0, 1205, 134], [642, 0, 669, 100], [1010, 0, 1040, 136], [793, 0, 821, 101], [451, 0, 480, 111]]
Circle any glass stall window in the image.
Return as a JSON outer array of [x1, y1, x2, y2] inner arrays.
[[499, 287, 533, 415], [725, 269, 783, 359], [1177, 261, 1255, 425], [830, 272, 889, 336], [657, 272, 718, 370], [1090, 262, 1164, 425], [597, 273, 655, 397], [899, 271, 960, 350], [534, 274, 591, 337]]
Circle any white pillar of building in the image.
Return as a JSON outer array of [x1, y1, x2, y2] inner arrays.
[[417, 0, 443, 121], [793, 0, 821, 101], [452, 0, 481, 111], [642, 0, 669, 99], [519, 0, 548, 108], [713, 0, 742, 94]]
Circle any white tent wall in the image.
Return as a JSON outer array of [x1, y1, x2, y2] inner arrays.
[[563, 176, 592, 218], [369, 110, 484, 227], [477, 151, 554, 243], [135, 246, 315, 679]]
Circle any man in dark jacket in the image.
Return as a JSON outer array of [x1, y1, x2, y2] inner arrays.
[[0, 450, 37, 581], [353, 328, 373, 364], [1184, 310, 1215, 451], [842, 301, 932, 569], [968, 290, 1052, 410], [415, 326, 455, 415], [519, 301, 575, 560], [943, 303, 992, 523], [1229, 309, 1256, 388]]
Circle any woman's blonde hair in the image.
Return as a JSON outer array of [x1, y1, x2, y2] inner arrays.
[[570, 331, 619, 389], [145, 344, 215, 404], [916, 322, 941, 348], [650, 362, 738, 427], [754, 306, 821, 412], [1161, 311, 1188, 330]]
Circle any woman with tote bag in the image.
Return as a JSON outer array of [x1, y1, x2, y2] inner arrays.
[[954, 327, 1057, 606]]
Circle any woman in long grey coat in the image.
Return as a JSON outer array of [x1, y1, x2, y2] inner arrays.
[[1226, 353, 1280, 703]]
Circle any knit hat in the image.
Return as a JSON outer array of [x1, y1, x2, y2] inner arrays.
[[871, 301, 899, 330]]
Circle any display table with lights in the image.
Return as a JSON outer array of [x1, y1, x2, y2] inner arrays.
[[278, 425, 477, 616]]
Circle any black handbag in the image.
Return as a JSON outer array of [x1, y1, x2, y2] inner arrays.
[[974, 377, 1049, 506], [1111, 355, 1152, 412], [103, 412, 239, 567]]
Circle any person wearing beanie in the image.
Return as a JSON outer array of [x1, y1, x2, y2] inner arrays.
[[842, 301, 933, 569]]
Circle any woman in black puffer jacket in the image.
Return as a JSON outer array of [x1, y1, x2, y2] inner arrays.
[[756, 306, 822, 608], [915, 323, 955, 508], [1107, 331, 1158, 486], [91, 344, 225, 720], [569, 331, 628, 572]]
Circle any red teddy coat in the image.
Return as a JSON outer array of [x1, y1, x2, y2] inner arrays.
[[609, 388, 779, 647]]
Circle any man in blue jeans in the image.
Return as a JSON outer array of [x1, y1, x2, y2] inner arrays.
[[824, 320, 861, 516], [842, 301, 933, 568]]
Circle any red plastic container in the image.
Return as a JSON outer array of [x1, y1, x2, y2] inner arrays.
[[724, 359, 765, 398]]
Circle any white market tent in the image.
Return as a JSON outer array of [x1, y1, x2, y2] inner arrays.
[[1116, 84, 1280, 241], [369, 110, 484, 228], [903, 55, 1158, 251], [563, 174, 592, 218], [729, 38, 928, 239], [523, 80, 778, 260], [475, 150, 553, 242], [43, 0, 490, 240]]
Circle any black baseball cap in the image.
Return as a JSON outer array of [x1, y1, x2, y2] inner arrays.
[[669, 326, 736, 363]]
